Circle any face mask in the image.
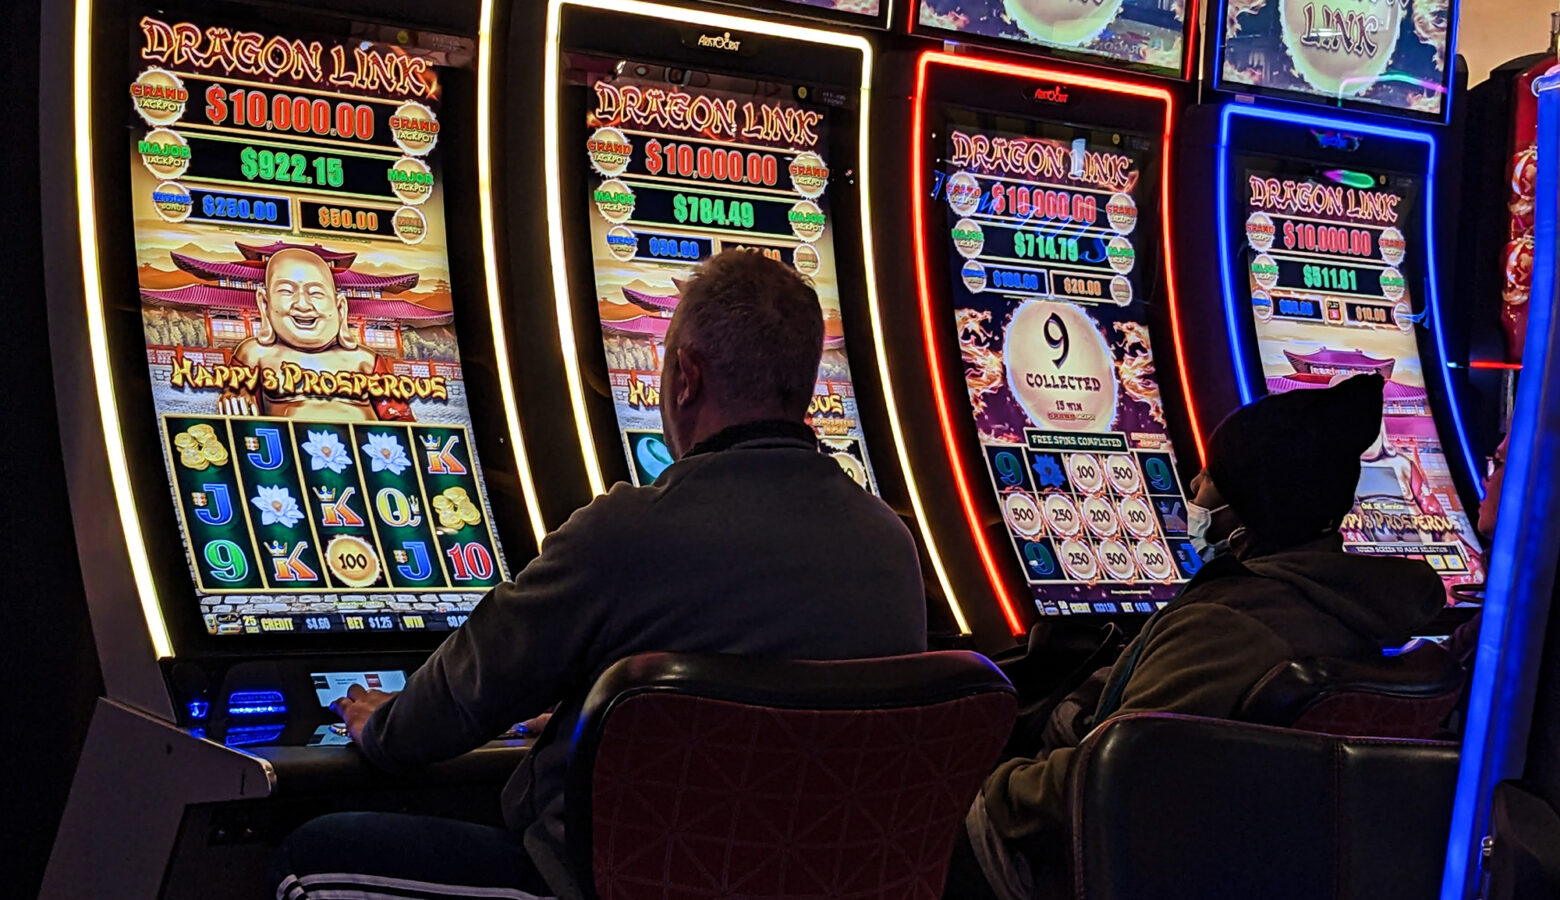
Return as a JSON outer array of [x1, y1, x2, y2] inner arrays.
[[1187, 501, 1230, 561]]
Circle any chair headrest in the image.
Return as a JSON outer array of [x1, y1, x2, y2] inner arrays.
[[1237, 639, 1464, 728], [580, 650, 1012, 725]]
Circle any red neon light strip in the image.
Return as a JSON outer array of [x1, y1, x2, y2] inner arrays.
[[1469, 361, 1523, 370], [911, 51, 1202, 636]]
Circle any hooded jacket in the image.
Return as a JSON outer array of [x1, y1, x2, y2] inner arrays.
[[980, 533, 1445, 847]]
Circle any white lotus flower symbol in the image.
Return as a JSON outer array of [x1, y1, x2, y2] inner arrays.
[[362, 432, 411, 475], [302, 430, 351, 474], [251, 484, 304, 529]]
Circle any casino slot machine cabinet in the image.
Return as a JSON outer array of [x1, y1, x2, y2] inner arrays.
[[866, 0, 1207, 643], [487, 0, 974, 642], [38, 2, 545, 896], [1175, 0, 1486, 628]]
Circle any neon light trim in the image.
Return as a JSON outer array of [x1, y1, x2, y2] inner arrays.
[[1439, 79, 1560, 900], [911, 51, 1198, 636], [1215, 104, 1482, 496], [1468, 360, 1523, 371], [479, 0, 547, 550], [546, 1, 970, 633], [74, 0, 173, 658]]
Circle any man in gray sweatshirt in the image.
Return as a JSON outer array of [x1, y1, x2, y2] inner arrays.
[[270, 250, 928, 900]]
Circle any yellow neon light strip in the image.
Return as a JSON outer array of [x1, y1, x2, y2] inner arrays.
[[855, 56, 971, 635], [544, 0, 968, 633], [479, 0, 549, 550], [74, 0, 173, 658], [544, 0, 607, 497]]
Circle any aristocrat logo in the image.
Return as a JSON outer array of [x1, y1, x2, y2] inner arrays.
[[1032, 85, 1071, 104], [697, 32, 741, 51]]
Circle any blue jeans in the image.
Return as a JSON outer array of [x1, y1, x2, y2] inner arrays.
[[270, 811, 554, 899]]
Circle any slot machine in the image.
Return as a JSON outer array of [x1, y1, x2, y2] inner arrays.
[[1176, 0, 1485, 625], [1442, 63, 1560, 900], [489, 0, 974, 642], [868, 0, 1206, 645], [39, 1, 544, 895]]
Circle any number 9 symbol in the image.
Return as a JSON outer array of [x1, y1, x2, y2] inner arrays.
[[1144, 457, 1173, 493], [995, 451, 1024, 486], [1024, 541, 1056, 577]]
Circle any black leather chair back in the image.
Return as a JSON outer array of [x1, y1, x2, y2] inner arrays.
[[1237, 639, 1465, 738], [1071, 713, 1459, 900], [568, 651, 1016, 900]]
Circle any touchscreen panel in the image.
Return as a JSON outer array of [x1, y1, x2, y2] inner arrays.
[[934, 112, 1198, 616], [1237, 158, 1483, 595], [572, 54, 877, 490], [129, 14, 506, 636]]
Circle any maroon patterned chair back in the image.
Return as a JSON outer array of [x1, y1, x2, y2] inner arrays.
[[1236, 639, 1465, 738], [567, 651, 1016, 900]]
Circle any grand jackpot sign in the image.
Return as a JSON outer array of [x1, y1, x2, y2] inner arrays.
[[1239, 162, 1484, 594], [128, 14, 509, 637], [575, 56, 878, 492], [936, 116, 1198, 616]]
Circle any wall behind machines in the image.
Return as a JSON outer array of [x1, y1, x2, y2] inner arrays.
[[1461, 0, 1553, 86], [4, 0, 101, 891]]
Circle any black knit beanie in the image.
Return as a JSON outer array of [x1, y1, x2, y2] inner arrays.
[[1205, 373, 1384, 551]]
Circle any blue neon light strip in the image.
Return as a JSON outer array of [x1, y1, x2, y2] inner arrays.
[[1215, 104, 1483, 497], [1440, 74, 1560, 900]]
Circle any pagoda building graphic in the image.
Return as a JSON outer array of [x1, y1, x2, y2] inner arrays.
[[141, 241, 453, 366], [1267, 347, 1430, 418]]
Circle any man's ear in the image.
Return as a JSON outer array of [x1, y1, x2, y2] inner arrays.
[[675, 346, 703, 407], [254, 288, 275, 344], [336, 292, 358, 349]]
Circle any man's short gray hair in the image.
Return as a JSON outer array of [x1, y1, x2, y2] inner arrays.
[[667, 250, 824, 414]]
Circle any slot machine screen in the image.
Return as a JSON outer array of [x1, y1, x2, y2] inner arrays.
[[1217, 0, 1452, 118], [129, 14, 509, 636], [774, 0, 882, 14], [917, 0, 1190, 77], [1235, 156, 1484, 595], [571, 54, 878, 491], [933, 110, 1198, 616]]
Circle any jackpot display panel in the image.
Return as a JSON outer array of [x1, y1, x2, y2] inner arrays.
[[1208, 108, 1482, 597], [914, 55, 1202, 623], [127, 11, 521, 639], [574, 55, 879, 490]]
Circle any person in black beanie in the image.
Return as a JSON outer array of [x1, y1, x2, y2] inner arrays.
[[948, 373, 1445, 900]]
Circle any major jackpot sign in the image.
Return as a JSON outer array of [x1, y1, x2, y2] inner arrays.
[[574, 56, 877, 492], [935, 117, 1198, 616], [128, 15, 508, 637]]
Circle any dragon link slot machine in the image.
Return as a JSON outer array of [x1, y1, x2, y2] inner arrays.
[[865, 0, 1206, 645], [489, 0, 976, 643], [39, 1, 546, 895], [1176, 0, 1484, 626]]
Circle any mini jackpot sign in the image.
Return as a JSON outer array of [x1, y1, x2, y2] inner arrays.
[[937, 116, 1198, 616], [129, 15, 508, 636], [1240, 162, 1484, 593], [576, 56, 878, 490]]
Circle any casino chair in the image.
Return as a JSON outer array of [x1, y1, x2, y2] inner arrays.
[[1235, 638, 1467, 739], [566, 651, 1016, 900], [1069, 713, 1460, 900]]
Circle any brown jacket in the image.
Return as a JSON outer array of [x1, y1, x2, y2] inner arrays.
[[982, 533, 1446, 843]]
